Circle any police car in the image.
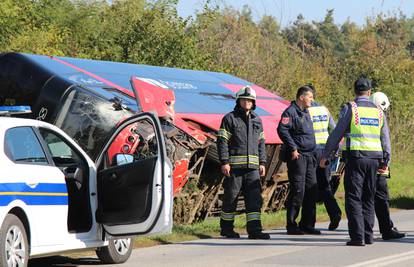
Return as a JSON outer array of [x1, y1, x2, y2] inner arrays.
[[0, 107, 173, 267]]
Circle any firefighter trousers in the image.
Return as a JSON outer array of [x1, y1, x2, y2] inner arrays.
[[220, 168, 263, 235]]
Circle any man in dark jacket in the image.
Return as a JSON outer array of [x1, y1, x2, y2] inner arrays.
[[217, 85, 270, 240], [277, 85, 320, 235]]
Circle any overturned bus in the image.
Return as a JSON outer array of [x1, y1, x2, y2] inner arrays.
[[0, 52, 316, 224]]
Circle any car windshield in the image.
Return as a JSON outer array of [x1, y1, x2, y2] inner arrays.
[[54, 87, 134, 160]]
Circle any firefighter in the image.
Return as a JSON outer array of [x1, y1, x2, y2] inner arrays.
[[307, 85, 342, 231], [370, 92, 405, 240], [277, 85, 320, 235], [320, 77, 391, 246], [217, 85, 270, 240]]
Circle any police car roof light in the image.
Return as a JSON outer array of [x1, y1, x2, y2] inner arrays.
[[0, 106, 32, 116]]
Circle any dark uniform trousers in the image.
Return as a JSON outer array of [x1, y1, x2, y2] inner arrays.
[[344, 158, 379, 242], [314, 149, 341, 221], [220, 168, 263, 234], [375, 175, 394, 234], [286, 153, 318, 230]]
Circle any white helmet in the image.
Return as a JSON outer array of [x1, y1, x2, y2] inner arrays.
[[370, 92, 390, 111], [235, 85, 256, 101]]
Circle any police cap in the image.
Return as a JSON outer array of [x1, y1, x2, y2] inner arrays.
[[354, 78, 372, 92]]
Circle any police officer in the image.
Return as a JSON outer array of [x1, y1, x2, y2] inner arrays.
[[217, 85, 270, 240], [308, 86, 342, 231], [277, 85, 320, 235], [320, 77, 391, 246], [370, 92, 405, 240]]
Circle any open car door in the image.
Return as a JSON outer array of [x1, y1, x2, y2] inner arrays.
[[95, 112, 173, 236]]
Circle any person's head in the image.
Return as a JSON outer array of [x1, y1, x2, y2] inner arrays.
[[236, 86, 256, 111], [370, 91, 390, 111], [296, 85, 314, 109], [354, 77, 372, 96]]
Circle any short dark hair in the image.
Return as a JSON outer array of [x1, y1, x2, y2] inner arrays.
[[296, 85, 314, 99], [354, 77, 372, 92]]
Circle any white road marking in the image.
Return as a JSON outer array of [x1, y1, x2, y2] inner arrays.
[[345, 250, 414, 267]]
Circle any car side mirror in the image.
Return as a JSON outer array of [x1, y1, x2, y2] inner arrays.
[[114, 154, 134, 166]]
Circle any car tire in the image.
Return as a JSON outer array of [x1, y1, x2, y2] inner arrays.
[[0, 214, 29, 267], [96, 237, 133, 264]]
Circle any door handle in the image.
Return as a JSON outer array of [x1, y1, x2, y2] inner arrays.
[[110, 173, 118, 180]]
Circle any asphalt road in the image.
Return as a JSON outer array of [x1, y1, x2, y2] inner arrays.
[[29, 210, 414, 267]]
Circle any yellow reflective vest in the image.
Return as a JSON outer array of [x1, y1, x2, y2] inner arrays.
[[345, 101, 383, 152], [308, 105, 331, 146]]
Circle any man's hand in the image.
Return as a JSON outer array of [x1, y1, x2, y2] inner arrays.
[[378, 165, 389, 173], [221, 164, 231, 177], [319, 158, 328, 168], [259, 165, 266, 177], [291, 150, 300, 160]]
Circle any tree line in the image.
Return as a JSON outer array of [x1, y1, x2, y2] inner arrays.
[[1, 0, 413, 159]]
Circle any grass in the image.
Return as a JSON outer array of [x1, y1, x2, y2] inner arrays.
[[388, 158, 414, 209], [135, 157, 414, 248]]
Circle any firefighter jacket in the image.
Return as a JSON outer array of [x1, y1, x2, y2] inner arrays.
[[217, 106, 266, 169]]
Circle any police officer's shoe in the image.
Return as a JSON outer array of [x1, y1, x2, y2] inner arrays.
[[287, 227, 305, 235], [300, 227, 321, 235], [382, 227, 406, 240], [248, 232, 270, 240], [346, 240, 365, 246], [365, 238, 374, 245], [328, 216, 341, 231], [220, 230, 240, 238]]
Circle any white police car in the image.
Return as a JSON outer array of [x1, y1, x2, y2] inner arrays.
[[0, 107, 173, 267]]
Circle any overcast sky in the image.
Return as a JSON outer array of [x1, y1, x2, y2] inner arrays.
[[177, 0, 414, 27]]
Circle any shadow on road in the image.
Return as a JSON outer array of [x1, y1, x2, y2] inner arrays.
[[390, 196, 414, 209], [29, 256, 101, 267]]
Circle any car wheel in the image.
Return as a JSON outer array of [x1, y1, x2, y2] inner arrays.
[[0, 214, 29, 267], [96, 237, 133, 264]]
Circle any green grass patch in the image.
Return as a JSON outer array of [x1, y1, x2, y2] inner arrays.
[[388, 157, 414, 209]]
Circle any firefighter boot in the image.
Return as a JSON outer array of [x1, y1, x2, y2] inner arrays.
[[248, 232, 270, 240], [220, 219, 240, 238], [247, 218, 270, 239]]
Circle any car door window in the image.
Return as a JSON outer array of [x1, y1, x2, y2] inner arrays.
[[38, 129, 84, 169], [4, 127, 48, 164]]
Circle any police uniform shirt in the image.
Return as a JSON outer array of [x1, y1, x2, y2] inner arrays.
[[323, 96, 391, 166], [277, 101, 316, 154]]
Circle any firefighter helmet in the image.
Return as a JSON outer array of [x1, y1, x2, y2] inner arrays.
[[370, 92, 390, 111], [235, 86, 256, 101]]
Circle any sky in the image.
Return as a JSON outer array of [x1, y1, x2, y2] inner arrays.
[[177, 0, 414, 27]]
